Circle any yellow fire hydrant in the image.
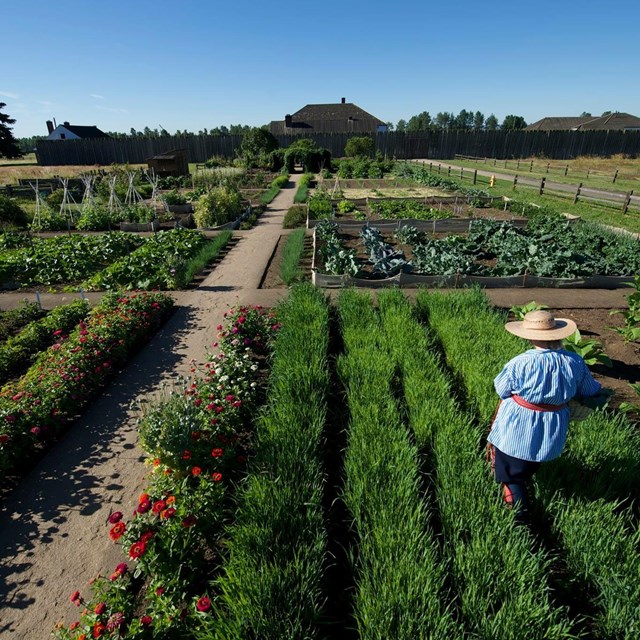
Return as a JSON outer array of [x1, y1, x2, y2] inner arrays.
[[489, 175, 495, 188]]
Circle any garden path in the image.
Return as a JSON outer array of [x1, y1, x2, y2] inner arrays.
[[0, 174, 301, 638]]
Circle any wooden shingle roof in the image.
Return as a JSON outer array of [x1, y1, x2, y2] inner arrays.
[[526, 113, 640, 131], [60, 124, 110, 138]]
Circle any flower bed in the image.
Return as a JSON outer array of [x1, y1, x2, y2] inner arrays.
[[53, 304, 278, 639], [0, 292, 174, 478]]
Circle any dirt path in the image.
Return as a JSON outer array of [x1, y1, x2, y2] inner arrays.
[[0, 175, 301, 638]]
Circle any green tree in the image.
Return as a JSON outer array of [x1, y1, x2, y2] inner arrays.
[[407, 111, 432, 131], [501, 114, 527, 130], [473, 111, 485, 130], [0, 103, 22, 159], [344, 136, 375, 157], [385, 121, 395, 132], [485, 114, 499, 130], [580, 112, 592, 117], [396, 119, 407, 133], [601, 110, 612, 116], [240, 127, 279, 167], [434, 112, 454, 129], [453, 109, 474, 130]]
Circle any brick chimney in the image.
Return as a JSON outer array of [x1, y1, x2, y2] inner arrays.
[[284, 114, 292, 128], [341, 97, 346, 104], [46, 120, 54, 134], [63, 121, 70, 126]]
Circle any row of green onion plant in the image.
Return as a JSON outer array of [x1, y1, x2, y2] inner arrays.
[[377, 289, 574, 640], [417, 288, 640, 638], [337, 289, 460, 640], [210, 283, 330, 639]]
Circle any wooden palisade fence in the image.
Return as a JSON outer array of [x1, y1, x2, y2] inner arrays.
[[35, 130, 640, 166]]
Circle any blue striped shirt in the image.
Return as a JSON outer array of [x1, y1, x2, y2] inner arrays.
[[487, 348, 601, 462]]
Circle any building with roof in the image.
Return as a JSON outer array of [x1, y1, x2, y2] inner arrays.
[[525, 112, 640, 132], [270, 98, 387, 135], [45, 120, 110, 140]]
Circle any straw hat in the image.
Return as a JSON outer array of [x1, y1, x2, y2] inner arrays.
[[505, 310, 577, 341]]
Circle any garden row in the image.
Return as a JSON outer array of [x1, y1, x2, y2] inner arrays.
[[54, 286, 640, 639], [312, 215, 640, 285], [0, 228, 231, 290], [0, 291, 174, 480]]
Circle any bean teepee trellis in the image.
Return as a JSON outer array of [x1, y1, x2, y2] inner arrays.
[[58, 177, 78, 225]]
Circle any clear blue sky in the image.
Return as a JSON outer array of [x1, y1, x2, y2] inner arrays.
[[3, 0, 639, 138]]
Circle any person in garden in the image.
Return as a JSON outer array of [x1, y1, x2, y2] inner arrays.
[[487, 310, 606, 522]]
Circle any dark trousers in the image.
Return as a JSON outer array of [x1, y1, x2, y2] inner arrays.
[[492, 446, 541, 521]]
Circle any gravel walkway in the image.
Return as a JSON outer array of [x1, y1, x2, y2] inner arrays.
[[0, 174, 300, 638]]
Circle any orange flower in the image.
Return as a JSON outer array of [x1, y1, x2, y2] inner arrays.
[[138, 493, 150, 504], [109, 522, 126, 541], [166, 496, 176, 505], [191, 466, 202, 476]]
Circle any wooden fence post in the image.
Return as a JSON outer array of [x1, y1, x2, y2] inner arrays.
[[623, 190, 634, 214], [438, 163, 441, 174], [546, 163, 550, 174], [613, 169, 619, 183], [473, 169, 477, 185], [504, 159, 508, 169], [516, 159, 520, 170], [493, 158, 497, 167], [460, 167, 464, 180], [530, 160, 534, 172], [513, 175, 518, 190], [429, 162, 432, 173], [448, 165, 451, 176], [539, 177, 546, 195], [564, 165, 569, 176], [573, 182, 582, 204]]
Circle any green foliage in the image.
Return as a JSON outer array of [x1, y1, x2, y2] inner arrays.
[[0, 195, 28, 228], [336, 199, 357, 214], [282, 205, 307, 229], [344, 136, 375, 157], [0, 232, 144, 287], [337, 156, 394, 179], [562, 330, 612, 367], [76, 205, 124, 231], [259, 174, 289, 206], [611, 275, 640, 341], [307, 191, 332, 219], [240, 127, 279, 168], [509, 300, 549, 319], [180, 231, 232, 286], [280, 229, 306, 284], [0, 302, 45, 342], [283, 139, 331, 173], [204, 154, 228, 168], [293, 173, 314, 204], [0, 102, 22, 159], [45, 189, 65, 210], [501, 114, 528, 130], [0, 300, 90, 384], [369, 199, 448, 220], [83, 228, 208, 290], [194, 186, 242, 228], [162, 189, 188, 205]]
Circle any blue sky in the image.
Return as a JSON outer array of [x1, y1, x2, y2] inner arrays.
[[3, 0, 639, 138]]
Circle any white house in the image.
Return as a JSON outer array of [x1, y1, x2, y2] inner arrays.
[[45, 120, 110, 140]]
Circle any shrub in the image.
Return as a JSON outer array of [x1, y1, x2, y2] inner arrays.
[[0, 195, 29, 228], [162, 189, 188, 206], [283, 205, 307, 229], [194, 187, 242, 228], [344, 136, 374, 158]]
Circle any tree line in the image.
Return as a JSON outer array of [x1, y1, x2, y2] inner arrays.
[[388, 110, 526, 132]]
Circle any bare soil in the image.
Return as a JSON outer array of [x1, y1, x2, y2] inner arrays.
[[260, 233, 313, 289]]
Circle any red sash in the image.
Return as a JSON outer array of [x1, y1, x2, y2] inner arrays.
[[511, 394, 566, 412]]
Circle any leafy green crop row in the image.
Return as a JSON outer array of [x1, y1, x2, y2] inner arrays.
[[377, 290, 572, 639], [418, 289, 640, 638], [83, 228, 208, 290], [338, 290, 459, 639], [0, 302, 45, 341], [0, 232, 144, 287], [213, 284, 329, 639]]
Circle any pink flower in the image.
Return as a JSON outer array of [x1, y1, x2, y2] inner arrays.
[[196, 596, 211, 612]]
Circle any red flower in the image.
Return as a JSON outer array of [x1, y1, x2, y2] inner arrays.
[[152, 500, 166, 514], [70, 590, 82, 606], [138, 493, 150, 504], [137, 499, 151, 514], [182, 515, 197, 527], [93, 622, 106, 638], [160, 508, 176, 519], [182, 450, 191, 460], [94, 602, 106, 615], [128, 540, 146, 559], [108, 511, 123, 524], [140, 530, 155, 543], [196, 596, 211, 612], [0, 434, 9, 444], [140, 615, 152, 626], [109, 522, 126, 541], [191, 466, 202, 476], [191, 430, 202, 440], [211, 472, 222, 482], [155, 586, 165, 596], [211, 448, 223, 458], [69, 621, 80, 630]]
